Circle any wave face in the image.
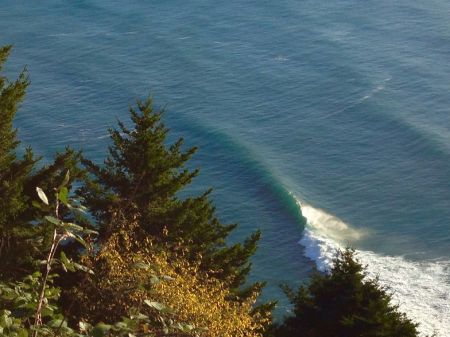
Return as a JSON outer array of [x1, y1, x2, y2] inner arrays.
[[297, 198, 450, 337]]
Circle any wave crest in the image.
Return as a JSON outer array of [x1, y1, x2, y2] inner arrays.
[[297, 199, 367, 242]]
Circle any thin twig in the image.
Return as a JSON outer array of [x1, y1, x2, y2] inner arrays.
[[32, 197, 64, 337], [33, 228, 58, 335]]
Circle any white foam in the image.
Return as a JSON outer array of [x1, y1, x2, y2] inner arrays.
[[300, 203, 368, 242], [297, 201, 450, 337]]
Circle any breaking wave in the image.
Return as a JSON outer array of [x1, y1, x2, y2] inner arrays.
[[296, 197, 450, 337]]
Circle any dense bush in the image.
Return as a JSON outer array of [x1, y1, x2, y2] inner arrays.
[[68, 216, 269, 337]]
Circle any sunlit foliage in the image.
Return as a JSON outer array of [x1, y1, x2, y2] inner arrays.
[[70, 214, 270, 337]]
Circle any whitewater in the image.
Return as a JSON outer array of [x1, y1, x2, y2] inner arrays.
[[298, 198, 450, 337]]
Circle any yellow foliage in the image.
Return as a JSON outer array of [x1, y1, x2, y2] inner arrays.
[[71, 219, 270, 337]]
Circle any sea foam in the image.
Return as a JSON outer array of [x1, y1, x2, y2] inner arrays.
[[297, 199, 450, 337]]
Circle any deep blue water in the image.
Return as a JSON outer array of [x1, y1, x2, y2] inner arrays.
[[1, 1, 449, 334]]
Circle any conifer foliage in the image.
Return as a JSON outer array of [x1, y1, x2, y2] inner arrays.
[[0, 45, 35, 268], [274, 249, 419, 337], [0, 47, 84, 278], [80, 99, 260, 288], [0, 46, 50, 278]]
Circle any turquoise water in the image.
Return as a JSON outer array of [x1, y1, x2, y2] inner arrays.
[[2, 1, 450, 334]]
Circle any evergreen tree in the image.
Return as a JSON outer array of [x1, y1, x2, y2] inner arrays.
[[0, 45, 39, 275], [274, 248, 419, 337], [79, 98, 260, 288], [0, 46, 85, 279]]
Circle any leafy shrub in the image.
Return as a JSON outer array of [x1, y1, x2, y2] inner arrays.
[[69, 216, 270, 337]]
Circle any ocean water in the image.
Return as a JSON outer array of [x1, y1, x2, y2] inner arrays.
[[1, 1, 450, 335]]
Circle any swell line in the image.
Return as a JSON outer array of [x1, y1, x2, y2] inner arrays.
[[179, 117, 307, 227]]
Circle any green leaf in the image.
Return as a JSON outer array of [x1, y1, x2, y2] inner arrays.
[[130, 313, 148, 320], [48, 318, 66, 328], [66, 232, 90, 249], [149, 275, 161, 285], [44, 216, 60, 226], [60, 252, 75, 272], [73, 262, 94, 275], [41, 307, 55, 317], [31, 200, 42, 209], [60, 170, 70, 188], [144, 300, 166, 312], [176, 323, 195, 332], [66, 203, 88, 215], [17, 328, 28, 337], [131, 262, 152, 270], [91, 323, 112, 337], [61, 222, 84, 232], [36, 187, 49, 205], [76, 204, 88, 212], [83, 228, 99, 235], [58, 187, 69, 204], [144, 300, 164, 310]]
